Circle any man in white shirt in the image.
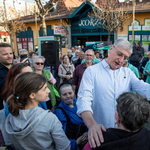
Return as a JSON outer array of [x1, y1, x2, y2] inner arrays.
[[77, 39, 150, 148]]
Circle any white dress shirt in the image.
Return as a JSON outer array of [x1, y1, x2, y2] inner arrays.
[[77, 59, 150, 128]]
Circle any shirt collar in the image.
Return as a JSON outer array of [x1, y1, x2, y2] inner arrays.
[[83, 62, 94, 68], [101, 59, 110, 69], [102, 59, 122, 70]]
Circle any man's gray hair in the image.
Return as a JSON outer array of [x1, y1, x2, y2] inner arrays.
[[85, 49, 94, 55], [33, 56, 45, 63], [116, 92, 150, 132], [80, 50, 84, 54], [59, 84, 74, 97], [75, 49, 80, 53], [67, 49, 72, 53], [114, 39, 132, 53], [19, 49, 28, 55]]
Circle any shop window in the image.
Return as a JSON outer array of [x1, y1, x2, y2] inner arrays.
[[3, 38, 6, 42]]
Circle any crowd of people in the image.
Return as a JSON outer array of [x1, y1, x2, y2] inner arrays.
[[0, 39, 150, 150]]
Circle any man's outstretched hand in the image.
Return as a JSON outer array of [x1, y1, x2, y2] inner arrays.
[[88, 124, 106, 148]]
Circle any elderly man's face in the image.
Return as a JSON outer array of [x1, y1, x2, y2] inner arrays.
[[71, 47, 75, 53], [147, 52, 150, 59], [76, 51, 80, 57], [79, 52, 84, 60], [85, 50, 94, 63], [137, 45, 141, 50], [20, 51, 28, 57], [107, 45, 131, 70], [68, 51, 72, 57]]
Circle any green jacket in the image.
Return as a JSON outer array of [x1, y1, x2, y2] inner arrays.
[[128, 63, 139, 78], [143, 60, 150, 84]]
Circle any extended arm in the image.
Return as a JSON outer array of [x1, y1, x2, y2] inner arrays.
[[131, 70, 150, 100], [77, 68, 106, 148]]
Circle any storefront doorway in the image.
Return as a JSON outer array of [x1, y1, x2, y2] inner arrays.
[[75, 35, 114, 47]]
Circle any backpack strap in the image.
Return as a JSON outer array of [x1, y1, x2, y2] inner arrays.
[[57, 107, 71, 121], [62, 65, 68, 72]]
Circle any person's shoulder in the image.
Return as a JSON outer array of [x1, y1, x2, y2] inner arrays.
[[0, 63, 7, 70], [84, 63, 101, 74], [141, 47, 144, 50], [42, 69, 50, 75], [75, 63, 84, 69]]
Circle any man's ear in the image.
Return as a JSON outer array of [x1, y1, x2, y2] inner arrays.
[[29, 93, 35, 100], [92, 55, 95, 60], [108, 45, 114, 54], [115, 112, 121, 125]]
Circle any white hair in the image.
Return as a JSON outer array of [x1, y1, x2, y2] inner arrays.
[[114, 39, 132, 53], [85, 49, 94, 55], [67, 49, 72, 53], [75, 49, 80, 53], [59, 84, 74, 96], [33, 56, 45, 63], [19, 49, 28, 55]]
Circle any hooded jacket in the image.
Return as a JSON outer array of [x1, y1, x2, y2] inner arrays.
[[93, 127, 150, 150], [5, 107, 70, 150]]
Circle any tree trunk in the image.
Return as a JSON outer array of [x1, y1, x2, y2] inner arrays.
[[107, 33, 111, 41], [9, 33, 14, 52], [41, 16, 47, 36]]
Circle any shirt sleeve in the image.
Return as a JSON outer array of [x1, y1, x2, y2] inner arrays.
[[72, 68, 78, 86], [143, 61, 150, 76], [77, 67, 94, 116], [50, 113, 70, 150], [130, 70, 150, 100], [134, 68, 140, 78], [58, 65, 66, 78]]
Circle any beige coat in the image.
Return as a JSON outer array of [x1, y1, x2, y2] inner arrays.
[[58, 63, 75, 84]]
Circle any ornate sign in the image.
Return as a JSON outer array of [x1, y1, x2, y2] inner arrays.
[[142, 19, 150, 31], [128, 20, 141, 31], [78, 17, 99, 28]]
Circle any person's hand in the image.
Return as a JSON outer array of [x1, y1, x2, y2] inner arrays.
[[145, 69, 149, 74], [17, 57, 28, 63], [66, 75, 71, 80], [48, 78, 53, 85], [139, 57, 143, 63], [88, 124, 106, 148], [76, 132, 88, 146]]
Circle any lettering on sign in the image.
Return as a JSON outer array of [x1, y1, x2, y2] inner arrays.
[[78, 17, 99, 28]]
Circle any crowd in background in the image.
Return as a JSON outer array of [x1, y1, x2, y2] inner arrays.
[[0, 39, 150, 150]]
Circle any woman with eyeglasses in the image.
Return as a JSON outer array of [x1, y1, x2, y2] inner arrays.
[[33, 56, 60, 110], [58, 55, 75, 84]]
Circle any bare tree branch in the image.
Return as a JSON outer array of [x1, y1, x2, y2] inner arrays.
[[88, 1, 132, 40]]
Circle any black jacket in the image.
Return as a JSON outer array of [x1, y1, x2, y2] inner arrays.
[[0, 63, 9, 110], [74, 58, 82, 68], [93, 127, 150, 150], [130, 47, 144, 62]]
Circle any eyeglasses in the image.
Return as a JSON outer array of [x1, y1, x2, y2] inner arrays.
[[85, 54, 94, 57], [113, 46, 129, 61], [35, 62, 44, 65]]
